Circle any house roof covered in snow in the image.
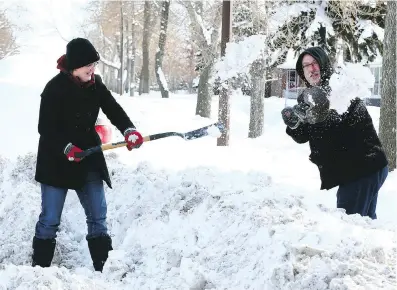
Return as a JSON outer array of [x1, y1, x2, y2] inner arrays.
[[277, 50, 297, 69]]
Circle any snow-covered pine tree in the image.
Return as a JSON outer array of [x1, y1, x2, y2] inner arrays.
[[232, 0, 266, 41], [270, 0, 386, 65]]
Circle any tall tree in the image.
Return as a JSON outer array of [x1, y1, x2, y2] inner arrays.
[[217, 0, 232, 146], [247, 1, 268, 138], [83, 1, 129, 93], [84, 1, 196, 93], [155, 0, 170, 98], [118, 1, 124, 95], [0, 9, 19, 60], [139, 1, 151, 95], [231, 0, 269, 138], [184, 1, 222, 118], [248, 59, 265, 138], [129, 1, 137, 96], [379, 1, 396, 171]]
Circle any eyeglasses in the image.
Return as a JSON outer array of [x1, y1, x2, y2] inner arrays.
[[85, 61, 99, 69], [302, 60, 319, 71]]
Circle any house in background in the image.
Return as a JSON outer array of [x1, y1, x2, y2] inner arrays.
[[367, 55, 382, 106], [272, 50, 305, 103], [273, 50, 383, 107]]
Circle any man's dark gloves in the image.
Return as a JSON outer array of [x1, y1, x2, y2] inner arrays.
[[292, 103, 310, 123], [297, 86, 330, 124], [281, 107, 301, 129], [282, 86, 330, 128]]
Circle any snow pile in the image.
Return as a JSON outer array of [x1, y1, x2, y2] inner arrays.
[[329, 63, 375, 113], [0, 265, 111, 290], [0, 151, 395, 289]]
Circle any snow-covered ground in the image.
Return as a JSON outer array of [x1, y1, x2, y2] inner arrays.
[[0, 47, 396, 289]]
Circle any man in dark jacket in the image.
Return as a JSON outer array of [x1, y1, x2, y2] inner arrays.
[[281, 46, 388, 220], [33, 38, 143, 271]]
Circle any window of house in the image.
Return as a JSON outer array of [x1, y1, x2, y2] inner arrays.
[[287, 70, 297, 90], [370, 66, 382, 97]]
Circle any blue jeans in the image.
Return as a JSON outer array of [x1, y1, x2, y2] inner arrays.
[[337, 166, 388, 219], [35, 172, 108, 239]]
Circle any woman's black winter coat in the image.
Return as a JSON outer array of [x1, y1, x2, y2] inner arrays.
[[286, 98, 388, 190], [35, 72, 134, 189]]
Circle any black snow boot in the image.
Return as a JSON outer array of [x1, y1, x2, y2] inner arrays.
[[87, 234, 113, 272], [32, 237, 56, 267]]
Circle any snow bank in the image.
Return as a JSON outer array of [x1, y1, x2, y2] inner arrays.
[[0, 152, 395, 289]]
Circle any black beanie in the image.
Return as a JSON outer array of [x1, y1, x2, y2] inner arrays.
[[66, 38, 100, 70]]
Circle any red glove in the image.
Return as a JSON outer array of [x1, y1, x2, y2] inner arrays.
[[64, 143, 84, 162], [124, 128, 143, 151]]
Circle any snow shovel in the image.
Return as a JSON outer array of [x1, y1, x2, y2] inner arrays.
[[75, 122, 224, 159]]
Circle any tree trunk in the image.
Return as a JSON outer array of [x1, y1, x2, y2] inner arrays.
[[130, 3, 136, 97], [184, 1, 222, 118], [117, 52, 122, 94], [379, 1, 396, 171], [103, 65, 109, 87], [119, 2, 124, 96], [120, 1, 125, 95], [248, 59, 265, 138], [155, 0, 170, 99], [130, 38, 136, 96], [195, 64, 213, 117], [139, 70, 143, 94], [264, 80, 272, 98], [126, 27, 131, 94], [217, 0, 232, 146], [139, 1, 151, 95], [188, 48, 195, 93]]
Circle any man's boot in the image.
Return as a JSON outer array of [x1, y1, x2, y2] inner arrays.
[[32, 237, 56, 267], [87, 234, 113, 272]]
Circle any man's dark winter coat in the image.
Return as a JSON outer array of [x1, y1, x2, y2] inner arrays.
[[287, 47, 388, 190], [35, 60, 134, 189], [287, 98, 388, 190]]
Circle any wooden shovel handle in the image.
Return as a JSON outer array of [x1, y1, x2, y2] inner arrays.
[[75, 122, 222, 159], [100, 136, 150, 151]]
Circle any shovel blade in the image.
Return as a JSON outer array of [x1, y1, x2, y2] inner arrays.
[[184, 122, 225, 140]]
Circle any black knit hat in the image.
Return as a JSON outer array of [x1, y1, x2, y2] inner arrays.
[[66, 38, 100, 70]]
